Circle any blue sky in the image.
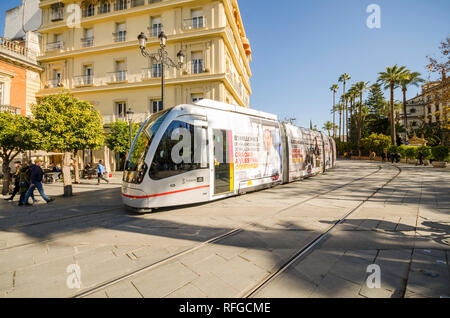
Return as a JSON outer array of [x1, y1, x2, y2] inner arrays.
[[1, 0, 449, 129]]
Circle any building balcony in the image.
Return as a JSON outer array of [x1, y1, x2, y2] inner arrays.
[[141, 68, 161, 80], [46, 41, 64, 52], [81, 37, 94, 48], [108, 71, 128, 83], [74, 75, 94, 87], [0, 37, 37, 61], [113, 31, 127, 42], [103, 112, 150, 125], [0, 105, 21, 114], [183, 17, 207, 30], [46, 79, 64, 88]]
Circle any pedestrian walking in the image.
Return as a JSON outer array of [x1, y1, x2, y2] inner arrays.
[[418, 150, 424, 166], [4, 161, 22, 201], [97, 160, 109, 185], [381, 152, 386, 163], [18, 162, 37, 206], [23, 159, 54, 206]]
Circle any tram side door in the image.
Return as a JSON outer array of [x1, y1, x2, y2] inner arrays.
[[212, 129, 234, 196]]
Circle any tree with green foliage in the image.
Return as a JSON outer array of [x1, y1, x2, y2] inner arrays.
[[330, 84, 339, 137], [105, 120, 140, 170], [0, 112, 38, 195], [432, 145, 449, 162], [322, 121, 334, 136], [359, 133, 391, 154], [405, 146, 419, 163], [32, 91, 105, 197], [366, 83, 386, 116], [378, 65, 409, 146], [339, 73, 351, 141]]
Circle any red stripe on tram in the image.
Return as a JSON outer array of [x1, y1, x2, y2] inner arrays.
[[122, 185, 210, 199]]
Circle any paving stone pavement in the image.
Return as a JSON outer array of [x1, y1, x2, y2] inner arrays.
[[0, 161, 448, 298]]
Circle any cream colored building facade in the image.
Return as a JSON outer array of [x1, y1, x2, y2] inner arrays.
[[36, 0, 253, 170], [37, 0, 252, 119]]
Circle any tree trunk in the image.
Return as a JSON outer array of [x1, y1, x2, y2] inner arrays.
[[73, 151, 80, 184], [332, 93, 336, 137], [1, 159, 11, 196], [339, 110, 342, 142], [358, 94, 363, 143], [390, 83, 396, 146], [103, 146, 111, 177], [63, 151, 73, 197], [402, 88, 408, 137]]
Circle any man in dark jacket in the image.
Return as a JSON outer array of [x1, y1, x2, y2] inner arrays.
[[23, 159, 54, 206], [18, 162, 37, 206]]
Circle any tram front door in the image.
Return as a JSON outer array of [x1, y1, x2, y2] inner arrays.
[[213, 129, 233, 195]]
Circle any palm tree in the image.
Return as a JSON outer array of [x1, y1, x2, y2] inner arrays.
[[323, 121, 334, 136], [354, 81, 370, 143], [399, 70, 425, 134], [330, 84, 339, 137], [346, 86, 358, 142], [339, 74, 351, 142], [377, 65, 409, 145], [336, 103, 344, 141]]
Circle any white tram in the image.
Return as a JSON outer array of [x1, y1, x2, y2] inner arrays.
[[121, 100, 336, 211]]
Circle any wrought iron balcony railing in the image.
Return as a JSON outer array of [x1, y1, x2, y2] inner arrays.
[[47, 79, 64, 88], [141, 68, 161, 80], [108, 70, 128, 82], [46, 41, 64, 51], [113, 31, 127, 42], [183, 16, 207, 30], [74, 75, 94, 87], [81, 37, 94, 47]]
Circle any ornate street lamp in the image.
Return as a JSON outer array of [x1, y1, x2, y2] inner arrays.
[[137, 32, 185, 110]]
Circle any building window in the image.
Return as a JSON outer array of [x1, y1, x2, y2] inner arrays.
[[98, 1, 110, 14], [131, 0, 145, 8], [152, 63, 162, 78], [191, 10, 204, 29], [84, 65, 93, 84], [116, 102, 127, 119], [115, 60, 127, 81], [150, 17, 162, 37], [151, 100, 163, 113], [191, 94, 203, 103], [191, 52, 203, 74], [50, 3, 64, 22], [410, 108, 416, 114], [82, 29, 94, 47], [412, 121, 417, 127], [114, 0, 127, 11], [114, 23, 126, 42], [82, 3, 95, 18]]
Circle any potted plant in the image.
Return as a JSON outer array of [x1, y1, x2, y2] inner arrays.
[[431, 146, 449, 168]]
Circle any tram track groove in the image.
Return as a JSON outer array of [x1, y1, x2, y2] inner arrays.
[[72, 163, 388, 298], [241, 164, 403, 298]]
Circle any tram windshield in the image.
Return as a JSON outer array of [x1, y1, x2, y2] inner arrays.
[[123, 110, 170, 184]]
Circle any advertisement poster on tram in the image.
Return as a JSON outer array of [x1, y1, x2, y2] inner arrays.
[[233, 119, 282, 183]]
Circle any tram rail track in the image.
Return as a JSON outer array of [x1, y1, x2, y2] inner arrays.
[[72, 164, 390, 298], [242, 164, 403, 298]]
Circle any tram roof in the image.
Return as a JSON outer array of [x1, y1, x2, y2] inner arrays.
[[193, 99, 278, 121]]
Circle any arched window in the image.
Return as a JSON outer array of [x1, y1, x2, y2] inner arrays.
[[99, 1, 111, 14]]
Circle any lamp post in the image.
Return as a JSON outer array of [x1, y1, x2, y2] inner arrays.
[[137, 31, 185, 110], [126, 108, 134, 150]]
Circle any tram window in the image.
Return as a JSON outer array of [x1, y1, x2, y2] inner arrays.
[[149, 121, 208, 180], [123, 110, 169, 184]]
